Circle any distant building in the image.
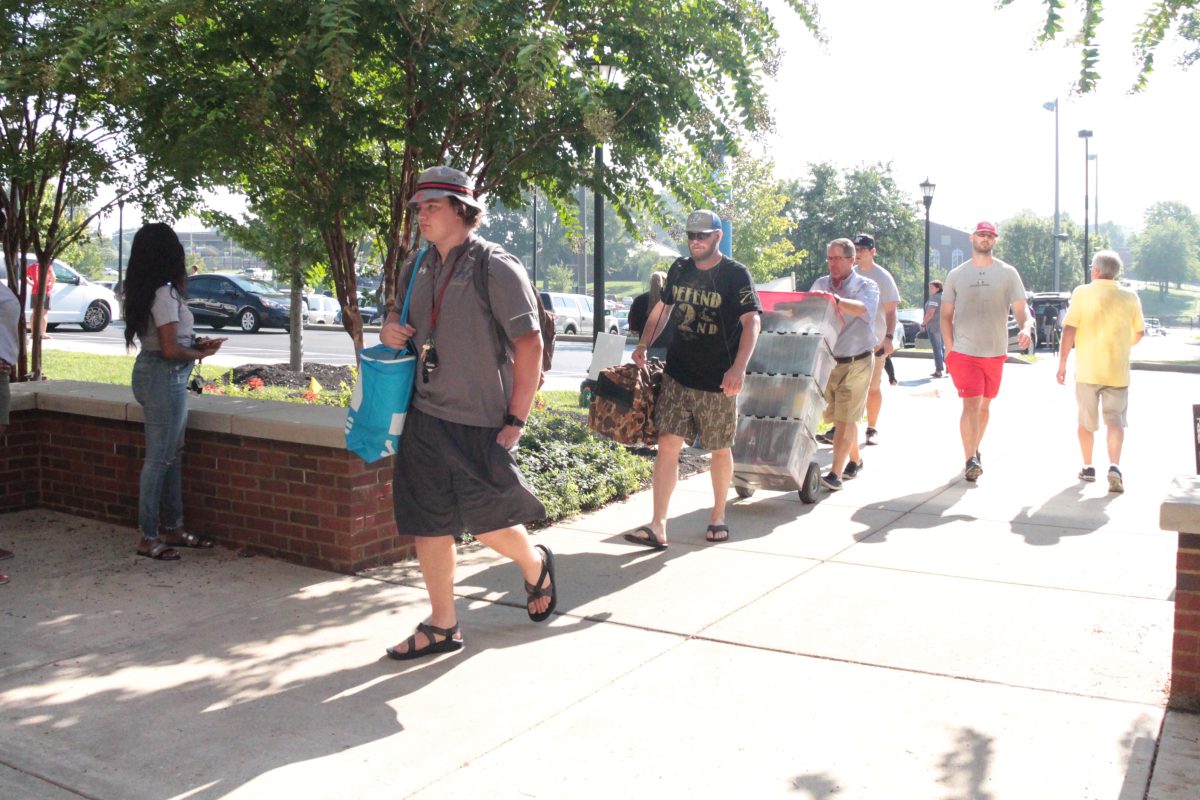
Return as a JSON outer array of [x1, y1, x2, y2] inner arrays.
[[926, 222, 971, 277]]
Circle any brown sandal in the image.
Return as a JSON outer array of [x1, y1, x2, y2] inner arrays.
[[163, 530, 214, 549], [137, 539, 180, 561]]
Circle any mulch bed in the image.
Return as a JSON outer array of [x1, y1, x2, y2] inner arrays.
[[227, 362, 356, 390]]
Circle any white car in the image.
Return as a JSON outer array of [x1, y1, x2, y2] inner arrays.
[[305, 293, 340, 325], [5, 255, 122, 332]]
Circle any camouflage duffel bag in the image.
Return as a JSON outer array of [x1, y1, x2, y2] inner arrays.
[[587, 360, 663, 446]]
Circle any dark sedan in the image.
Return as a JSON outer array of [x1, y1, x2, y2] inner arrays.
[[187, 274, 304, 333]]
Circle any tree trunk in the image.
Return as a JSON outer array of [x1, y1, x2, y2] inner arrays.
[[289, 259, 304, 371]]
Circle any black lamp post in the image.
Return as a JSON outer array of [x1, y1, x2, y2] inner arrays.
[[920, 178, 935, 306], [593, 143, 605, 344], [1078, 129, 1092, 284], [117, 198, 125, 291], [531, 190, 538, 288], [592, 63, 621, 344]]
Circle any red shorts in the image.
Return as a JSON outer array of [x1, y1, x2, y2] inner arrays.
[[946, 351, 1006, 399]]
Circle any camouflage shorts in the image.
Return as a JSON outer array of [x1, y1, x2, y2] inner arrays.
[[653, 373, 737, 451]]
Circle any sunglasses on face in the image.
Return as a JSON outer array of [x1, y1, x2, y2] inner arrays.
[[686, 231, 713, 241]]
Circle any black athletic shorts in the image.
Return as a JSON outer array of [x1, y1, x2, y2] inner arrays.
[[392, 407, 546, 537]]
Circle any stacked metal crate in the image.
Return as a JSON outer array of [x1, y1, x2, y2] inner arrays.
[[732, 292, 840, 500]]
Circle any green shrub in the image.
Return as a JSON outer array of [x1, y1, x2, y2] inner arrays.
[[518, 411, 651, 522]]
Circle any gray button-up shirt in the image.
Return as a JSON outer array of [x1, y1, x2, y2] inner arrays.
[[0, 283, 20, 365], [810, 271, 879, 358]]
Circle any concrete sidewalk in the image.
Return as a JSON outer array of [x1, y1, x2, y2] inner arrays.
[[1, 356, 1197, 799]]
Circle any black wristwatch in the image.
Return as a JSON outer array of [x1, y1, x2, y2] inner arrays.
[[504, 414, 526, 428]]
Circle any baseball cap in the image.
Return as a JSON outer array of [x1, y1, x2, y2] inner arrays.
[[852, 233, 875, 249], [685, 210, 722, 233], [973, 221, 998, 236], [407, 166, 485, 210]]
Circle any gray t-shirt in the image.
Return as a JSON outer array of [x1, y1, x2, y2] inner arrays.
[[138, 285, 194, 352], [924, 293, 942, 332], [399, 234, 539, 428], [941, 258, 1027, 357], [854, 263, 899, 346]]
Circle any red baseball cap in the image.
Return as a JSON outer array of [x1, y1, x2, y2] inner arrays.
[[973, 221, 998, 236]]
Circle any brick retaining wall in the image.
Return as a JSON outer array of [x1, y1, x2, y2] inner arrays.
[[1162, 476, 1200, 711], [0, 382, 411, 573]]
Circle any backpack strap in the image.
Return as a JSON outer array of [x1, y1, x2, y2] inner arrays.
[[473, 241, 516, 364]]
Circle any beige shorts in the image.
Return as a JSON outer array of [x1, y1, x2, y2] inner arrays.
[[823, 355, 874, 425], [653, 373, 737, 451], [1076, 383, 1128, 431]]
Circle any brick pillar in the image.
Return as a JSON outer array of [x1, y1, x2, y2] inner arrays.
[[1175, 531, 1200, 710]]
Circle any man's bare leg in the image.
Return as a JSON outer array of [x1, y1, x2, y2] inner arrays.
[[1106, 424, 1124, 465], [390, 535, 458, 654], [476, 525, 552, 617], [832, 422, 857, 476], [643, 433, 684, 544], [709, 447, 732, 525], [1077, 425, 1095, 466]]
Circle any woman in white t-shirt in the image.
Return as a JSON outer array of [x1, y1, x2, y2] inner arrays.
[[122, 224, 226, 560]]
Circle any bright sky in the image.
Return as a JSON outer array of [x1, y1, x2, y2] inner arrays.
[[762, 0, 1198, 235]]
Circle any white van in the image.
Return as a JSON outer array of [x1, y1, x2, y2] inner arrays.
[[304, 293, 340, 325], [540, 292, 595, 336], [5, 255, 122, 332]]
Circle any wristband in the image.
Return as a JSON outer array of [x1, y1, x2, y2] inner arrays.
[[504, 414, 526, 428], [633, 343, 648, 352]]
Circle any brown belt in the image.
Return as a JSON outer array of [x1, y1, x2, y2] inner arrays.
[[834, 351, 873, 365]]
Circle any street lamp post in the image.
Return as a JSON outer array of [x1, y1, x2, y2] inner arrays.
[[117, 198, 125, 290], [1043, 99, 1062, 291], [920, 178, 935, 306], [1078, 129, 1093, 284], [1089, 153, 1099, 237], [592, 63, 621, 344], [593, 144, 605, 343]]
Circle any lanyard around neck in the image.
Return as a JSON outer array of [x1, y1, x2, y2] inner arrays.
[[429, 248, 464, 333]]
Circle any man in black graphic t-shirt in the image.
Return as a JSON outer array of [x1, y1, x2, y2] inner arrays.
[[627, 210, 761, 548]]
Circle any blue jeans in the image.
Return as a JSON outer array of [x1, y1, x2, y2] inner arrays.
[[132, 351, 193, 540], [929, 332, 945, 373]]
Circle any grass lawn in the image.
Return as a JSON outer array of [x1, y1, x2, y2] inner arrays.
[[1136, 282, 1200, 321], [42, 351, 239, 386]]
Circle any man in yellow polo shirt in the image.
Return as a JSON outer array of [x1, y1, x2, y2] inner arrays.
[[1056, 250, 1144, 492]]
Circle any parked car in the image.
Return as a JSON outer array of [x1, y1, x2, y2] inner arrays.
[[1028, 292, 1071, 350], [1006, 315, 1037, 354], [607, 309, 630, 336], [1145, 317, 1166, 336], [896, 308, 923, 347], [3, 255, 122, 332], [186, 273, 305, 332], [540, 292, 594, 335], [305, 293, 340, 325]]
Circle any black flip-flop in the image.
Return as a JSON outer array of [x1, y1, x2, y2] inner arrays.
[[705, 524, 730, 543], [525, 544, 557, 622], [624, 526, 668, 550]]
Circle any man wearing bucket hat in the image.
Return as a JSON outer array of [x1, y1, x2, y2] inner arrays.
[[379, 165, 555, 660], [627, 209, 762, 547], [940, 220, 1032, 483]]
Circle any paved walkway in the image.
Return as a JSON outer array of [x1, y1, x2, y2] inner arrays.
[[1, 356, 1197, 799]]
